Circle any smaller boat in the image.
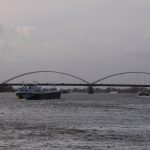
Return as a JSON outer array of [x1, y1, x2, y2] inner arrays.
[[138, 90, 149, 96], [16, 85, 61, 100]]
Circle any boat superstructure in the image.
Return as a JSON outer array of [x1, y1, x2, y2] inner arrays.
[[16, 85, 61, 100]]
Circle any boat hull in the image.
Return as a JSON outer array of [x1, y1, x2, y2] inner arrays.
[[16, 91, 61, 100]]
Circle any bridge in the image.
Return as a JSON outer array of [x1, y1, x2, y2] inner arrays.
[[1, 71, 150, 93]]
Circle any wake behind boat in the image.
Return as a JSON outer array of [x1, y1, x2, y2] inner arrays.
[[16, 85, 61, 100]]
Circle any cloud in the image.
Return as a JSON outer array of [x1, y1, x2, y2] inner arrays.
[[144, 31, 150, 41], [16, 26, 37, 37], [0, 25, 39, 63], [0, 24, 4, 35]]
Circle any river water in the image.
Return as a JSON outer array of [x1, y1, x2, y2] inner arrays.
[[0, 93, 150, 150]]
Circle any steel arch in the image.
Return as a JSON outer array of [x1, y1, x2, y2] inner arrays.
[[3, 70, 90, 84], [92, 72, 150, 84]]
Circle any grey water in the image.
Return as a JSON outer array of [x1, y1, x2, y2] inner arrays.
[[0, 93, 150, 150]]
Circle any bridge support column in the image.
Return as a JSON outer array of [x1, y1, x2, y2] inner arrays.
[[88, 85, 94, 94]]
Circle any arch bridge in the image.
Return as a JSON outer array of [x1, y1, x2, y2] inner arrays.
[[1, 71, 150, 93], [2, 70, 90, 85]]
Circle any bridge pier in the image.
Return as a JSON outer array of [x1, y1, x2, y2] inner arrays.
[[88, 85, 94, 94]]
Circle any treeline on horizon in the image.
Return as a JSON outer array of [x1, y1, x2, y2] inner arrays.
[[0, 85, 148, 93], [72, 87, 149, 93], [0, 85, 15, 92]]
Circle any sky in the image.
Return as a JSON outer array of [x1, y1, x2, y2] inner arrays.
[[0, 0, 150, 82]]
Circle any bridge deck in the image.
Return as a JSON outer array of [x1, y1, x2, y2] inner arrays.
[[1, 83, 150, 87]]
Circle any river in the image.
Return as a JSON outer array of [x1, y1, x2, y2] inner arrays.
[[0, 92, 150, 150]]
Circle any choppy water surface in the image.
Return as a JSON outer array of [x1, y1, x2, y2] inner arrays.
[[0, 93, 150, 150]]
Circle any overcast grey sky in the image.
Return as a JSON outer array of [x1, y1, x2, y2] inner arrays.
[[0, 0, 150, 82]]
